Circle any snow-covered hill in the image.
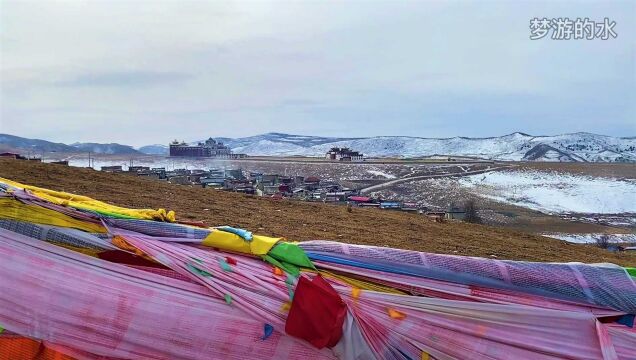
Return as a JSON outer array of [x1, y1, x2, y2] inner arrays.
[[212, 132, 360, 149], [4, 132, 634, 161], [183, 132, 634, 162], [459, 169, 636, 214], [137, 144, 168, 155]]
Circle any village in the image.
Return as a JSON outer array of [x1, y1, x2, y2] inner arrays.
[[0, 143, 474, 221], [95, 163, 467, 222]]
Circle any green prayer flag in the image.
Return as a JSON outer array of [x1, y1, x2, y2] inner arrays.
[[219, 259, 233, 272], [263, 254, 300, 277], [267, 242, 315, 270], [262, 242, 315, 277], [187, 263, 212, 277]]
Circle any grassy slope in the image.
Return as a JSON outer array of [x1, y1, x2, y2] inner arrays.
[[1, 159, 634, 266]]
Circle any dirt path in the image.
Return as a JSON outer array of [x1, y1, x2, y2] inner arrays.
[[359, 165, 513, 193]]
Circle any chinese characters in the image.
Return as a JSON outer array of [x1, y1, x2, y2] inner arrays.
[[530, 18, 617, 40]]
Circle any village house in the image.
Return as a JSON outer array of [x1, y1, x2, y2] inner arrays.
[[325, 147, 364, 161], [445, 208, 467, 221], [303, 176, 321, 190], [380, 201, 402, 210], [0, 152, 22, 159], [358, 202, 381, 208], [292, 188, 310, 198], [225, 169, 245, 180], [425, 211, 446, 222], [207, 169, 225, 178], [257, 184, 281, 196], [262, 174, 279, 185], [173, 168, 191, 175], [224, 179, 251, 190], [136, 170, 162, 180], [401, 202, 418, 212], [151, 168, 167, 179], [188, 170, 210, 184], [128, 166, 151, 173], [232, 186, 255, 195], [325, 191, 348, 202], [101, 165, 123, 173], [201, 177, 225, 189], [249, 172, 263, 182], [348, 196, 371, 204], [168, 175, 190, 185], [49, 160, 69, 166]]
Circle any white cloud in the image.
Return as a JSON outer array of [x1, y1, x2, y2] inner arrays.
[[1, 0, 634, 146]]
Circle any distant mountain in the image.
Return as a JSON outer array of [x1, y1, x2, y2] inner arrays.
[[184, 133, 361, 157], [176, 132, 636, 162], [521, 144, 583, 162], [0, 134, 76, 153], [209, 132, 361, 149], [0, 134, 141, 155], [70, 142, 140, 155], [138, 144, 168, 155], [4, 132, 635, 162]]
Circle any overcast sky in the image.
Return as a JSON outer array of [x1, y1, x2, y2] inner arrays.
[[1, 0, 634, 146]]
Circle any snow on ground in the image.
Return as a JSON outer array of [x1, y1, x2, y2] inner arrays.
[[203, 132, 636, 162], [543, 233, 636, 244], [366, 170, 397, 179], [459, 170, 636, 214], [232, 140, 307, 156]]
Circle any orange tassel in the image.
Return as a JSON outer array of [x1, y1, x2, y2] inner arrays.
[[351, 287, 361, 300], [387, 308, 406, 320], [280, 301, 291, 313]]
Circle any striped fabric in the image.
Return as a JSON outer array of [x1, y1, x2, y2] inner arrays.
[[105, 218, 211, 239], [1, 177, 634, 359], [300, 240, 636, 314], [0, 219, 115, 250]]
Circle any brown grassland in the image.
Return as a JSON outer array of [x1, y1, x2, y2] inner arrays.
[[1, 159, 634, 266]]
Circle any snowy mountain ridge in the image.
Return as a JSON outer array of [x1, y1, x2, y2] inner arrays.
[[2, 132, 634, 162], [206, 132, 636, 162]]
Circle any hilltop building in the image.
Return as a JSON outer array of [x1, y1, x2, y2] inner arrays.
[[325, 147, 364, 161], [169, 138, 246, 158]]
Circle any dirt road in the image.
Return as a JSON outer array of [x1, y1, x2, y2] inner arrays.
[[359, 165, 513, 193]]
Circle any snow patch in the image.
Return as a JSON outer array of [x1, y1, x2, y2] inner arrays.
[[543, 233, 636, 244], [366, 170, 397, 179], [459, 170, 636, 214]]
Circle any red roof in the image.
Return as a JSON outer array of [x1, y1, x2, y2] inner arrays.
[[305, 176, 320, 182]]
